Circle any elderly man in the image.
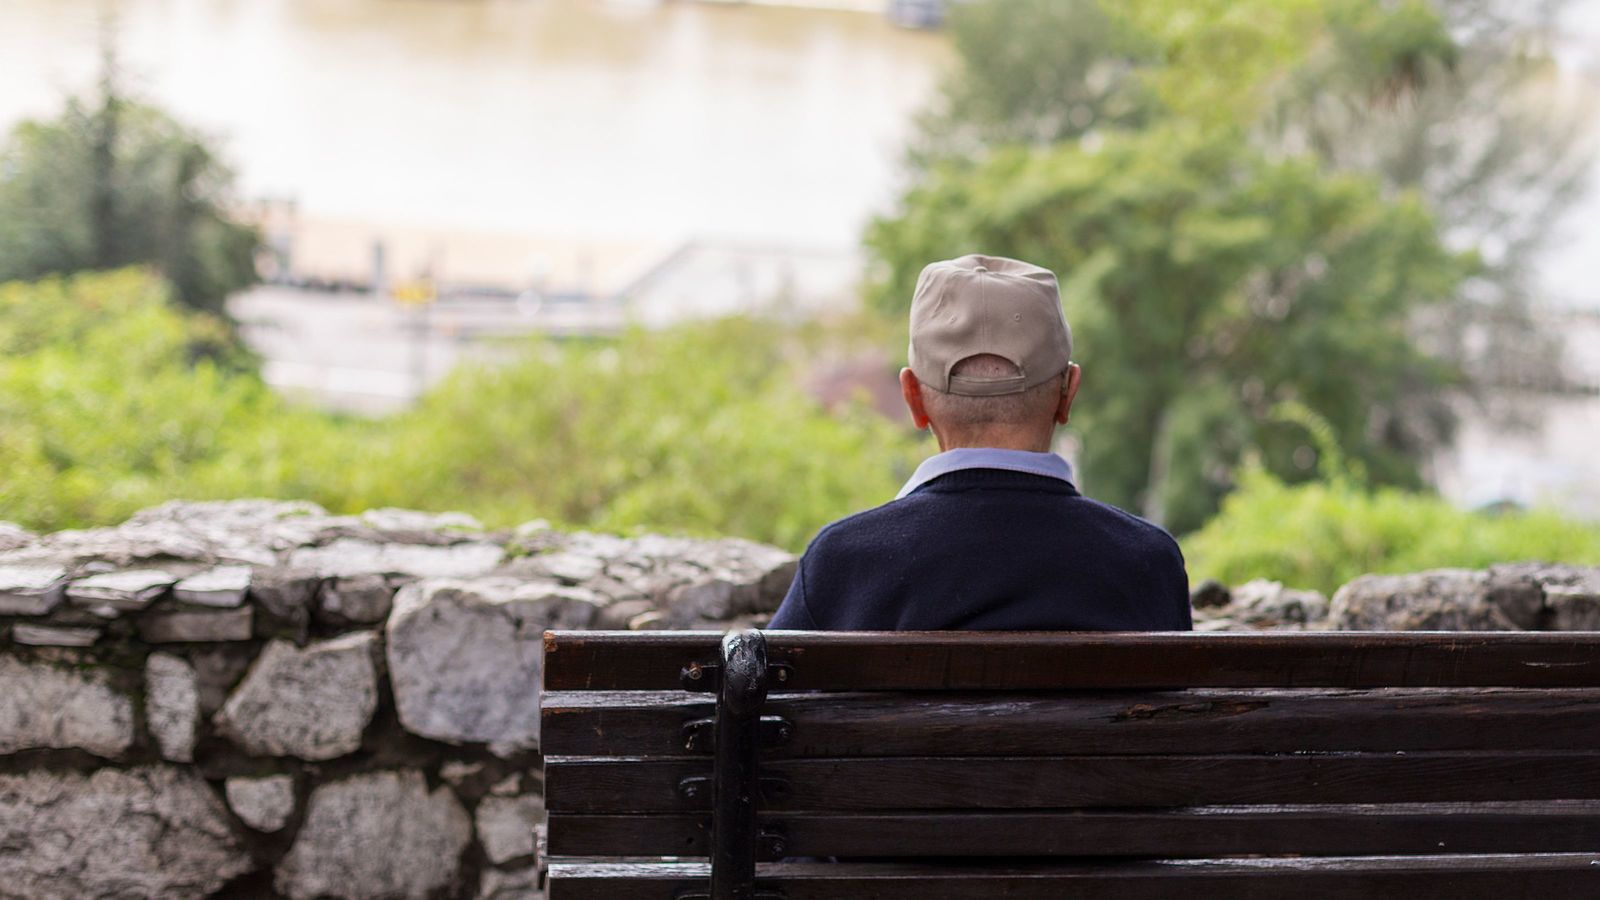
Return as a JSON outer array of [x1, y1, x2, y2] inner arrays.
[[769, 254, 1191, 631]]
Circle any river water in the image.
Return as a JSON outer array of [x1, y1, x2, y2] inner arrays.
[[2, 0, 949, 249]]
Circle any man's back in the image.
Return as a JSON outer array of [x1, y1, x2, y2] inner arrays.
[[769, 467, 1191, 631], [771, 253, 1191, 632]]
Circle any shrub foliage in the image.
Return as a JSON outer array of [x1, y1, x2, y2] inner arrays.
[[0, 270, 922, 549]]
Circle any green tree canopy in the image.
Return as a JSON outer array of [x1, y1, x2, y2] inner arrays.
[[869, 127, 1470, 533], [868, 0, 1580, 532], [0, 70, 259, 316]]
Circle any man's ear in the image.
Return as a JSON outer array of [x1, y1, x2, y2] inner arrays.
[[1055, 363, 1082, 425], [899, 368, 931, 430]]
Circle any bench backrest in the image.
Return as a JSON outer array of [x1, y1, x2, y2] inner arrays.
[[541, 630, 1600, 899]]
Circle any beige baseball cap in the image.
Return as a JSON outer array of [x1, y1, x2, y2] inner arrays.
[[907, 254, 1073, 396]]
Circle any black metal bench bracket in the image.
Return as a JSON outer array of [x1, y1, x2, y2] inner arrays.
[[710, 629, 771, 900], [681, 660, 792, 693], [681, 715, 794, 753], [677, 773, 791, 806]]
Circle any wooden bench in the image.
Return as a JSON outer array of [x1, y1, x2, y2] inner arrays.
[[541, 629, 1600, 899]]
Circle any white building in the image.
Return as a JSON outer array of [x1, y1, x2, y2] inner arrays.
[[1434, 307, 1600, 520]]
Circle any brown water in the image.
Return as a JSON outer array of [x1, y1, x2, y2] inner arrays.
[[1, 0, 949, 247]]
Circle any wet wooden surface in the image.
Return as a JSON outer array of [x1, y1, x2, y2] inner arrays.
[[541, 630, 1600, 896], [549, 801, 1600, 858], [546, 855, 1600, 899], [542, 687, 1600, 757], [545, 751, 1600, 813], [544, 631, 1600, 691]]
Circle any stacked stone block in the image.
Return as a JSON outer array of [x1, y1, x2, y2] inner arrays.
[[0, 500, 796, 899]]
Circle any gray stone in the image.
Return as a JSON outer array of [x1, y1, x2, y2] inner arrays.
[[66, 568, 176, 611], [478, 864, 543, 899], [1190, 579, 1232, 609], [0, 655, 133, 757], [32, 520, 212, 567], [275, 770, 472, 900], [360, 507, 485, 544], [629, 609, 668, 630], [585, 574, 650, 606], [663, 575, 758, 627], [693, 537, 797, 608], [216, 632, 379, 760], [287, 537, 504, 579], [0, 521, 33, 552], [595, 597, 657, 629], [248, 566, 320, 640], [475, 793, 544, 864], [559, 531, 635, 562], [527, 551, 606, 584], [387, 580, 598, 753], [117, 498, 331, 563], [1329, 569, 1516, 631], [138, 604, 254, 642], [316, 573, 396, 626], [0, 563, 67, 615], [32, 602, 108, 626], [189, 645, 256, 716], [508, 519, 559, 555], [489, 773, 525, 797], [225, 774, 297, 832], [1544, 569, 1600, 630], [439, 759, 487, 788], [0, 766, 252, 898], [1484, 563, 1549, 629], [174, 564, 252, 607], [1230, 579, 1329, 629], [147, 652, 201, 763], [10, 623, 101, 646]]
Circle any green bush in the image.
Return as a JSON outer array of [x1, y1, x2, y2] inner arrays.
[[1183, 465, 1600, 595], [378, 316, 925, 549], [0, 269, 363, 529], [0, 269, 923, 550]]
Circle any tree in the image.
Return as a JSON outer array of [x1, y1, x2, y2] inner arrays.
[[0, 56, 259, 316], [1261, 0, 1593, 393], [914, 0, 1461, 162], [912, 0, 1593, 398], [908, 0, 1158, 162], [868, 128, 1470, 533], [870, 0, 1590, 531]]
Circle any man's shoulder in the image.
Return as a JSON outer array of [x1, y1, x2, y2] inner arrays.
[[1070, 494, 1184, 553], [807, 494, 925, 552]]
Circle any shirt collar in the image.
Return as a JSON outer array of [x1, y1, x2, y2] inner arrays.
[[896, 448, 1077, 499]]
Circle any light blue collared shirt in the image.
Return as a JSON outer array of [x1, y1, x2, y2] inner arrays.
[[895, 448, 1077, 499]]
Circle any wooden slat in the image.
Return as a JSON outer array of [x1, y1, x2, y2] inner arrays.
[[542, 631, 1600, 691], [541, 687, 1600, 758], [548, 802, 1600, 858], [546, 855, 1600, 900], [544, 752, 1600, 813]]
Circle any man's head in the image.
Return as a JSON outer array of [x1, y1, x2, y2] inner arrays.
[[900, 254, 1081, 451]]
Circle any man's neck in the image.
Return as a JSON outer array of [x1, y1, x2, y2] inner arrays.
[[935, 434, 1055, 454]]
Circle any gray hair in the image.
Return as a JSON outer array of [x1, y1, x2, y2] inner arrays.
[[921, 354, 1063, 430]]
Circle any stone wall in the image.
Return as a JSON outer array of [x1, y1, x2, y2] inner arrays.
[[0, 501, 796, 899], [3, 500, 1597, 898], [1191, 564, 1600, 632]]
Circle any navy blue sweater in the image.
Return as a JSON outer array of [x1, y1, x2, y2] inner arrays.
[[768, 468, 1191, 631]]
